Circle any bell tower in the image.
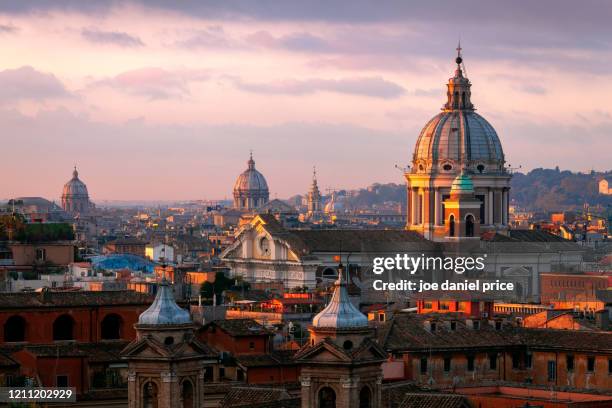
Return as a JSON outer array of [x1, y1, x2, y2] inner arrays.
[[121, 276, 216, 408], [295, 264, 386, 408], [443, 171, 482, 240], [307, 166, 322, 218]]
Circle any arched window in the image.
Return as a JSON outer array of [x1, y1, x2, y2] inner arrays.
[[318, 387, 336, 408], [322, 268, 337, 277], [359, 386, 372, 408], [465, 214, 475, 237], [101, 314, 122, 340], [449, 215, 455, 237], [181, 380, 194, 408], [143, 381, 158, 408], [53, 314, 74, 341], [461, 92, 466, 108], [4, 315, 26, 342]]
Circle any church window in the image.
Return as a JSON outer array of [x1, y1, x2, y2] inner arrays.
[[477, 164, 485, 173], [465, 214, 475, 237], [53, 314, 74, 341], [143, 381, 158, 408], [359, 386, 371, 408], [443, 163, 453, 171], [164, 336, 174, 345], [343, 340, 353, 350], [318, 387, 336, 408], [449, 215, 455, 237], [181, 380, 194, 408], [4, 315, 25, 342], [476, 195, 486, 224]]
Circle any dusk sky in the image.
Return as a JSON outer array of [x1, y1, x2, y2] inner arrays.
[[1, 1, 612, 201]]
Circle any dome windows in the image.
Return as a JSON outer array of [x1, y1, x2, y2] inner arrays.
[[476, 164, 485, 173], [442, 163, 453, 172]]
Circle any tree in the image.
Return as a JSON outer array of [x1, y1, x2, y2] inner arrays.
[[200, 272, 234, 303]]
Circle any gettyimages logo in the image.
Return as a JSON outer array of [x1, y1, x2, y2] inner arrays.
[[372, 253, 487, 275]]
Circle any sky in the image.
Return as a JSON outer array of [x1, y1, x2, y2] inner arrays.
[[1, 1, 612, 201]]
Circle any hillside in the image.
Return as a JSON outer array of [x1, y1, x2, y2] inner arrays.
[[286, 169, 612, 212], [510, 168, 612, 211]]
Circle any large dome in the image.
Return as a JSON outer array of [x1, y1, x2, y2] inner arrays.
[[62, 167, 89, 198], [413, 111, 505, 172], [411, 49, 506, 175]]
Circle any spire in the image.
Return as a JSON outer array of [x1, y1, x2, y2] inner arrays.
[[248, 150, 255, 170], [72, 166, 79, 179]]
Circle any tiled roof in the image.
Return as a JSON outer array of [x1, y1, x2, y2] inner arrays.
[[384, 313, 612, 353], [235, 350, 297, 368], [399, 393, 471, 408], [204, 319, 272, 337], [219, 386, 293, 407], [0, 290, 153, 309], [1, 341, 129, 361]]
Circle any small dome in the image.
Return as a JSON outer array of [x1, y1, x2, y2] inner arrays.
[[62, 167, 89, 198], [450, 171, 474, 194], [233, 155, 269, 193], [312, 265, 368, 329], [138, 279, 191, 325]]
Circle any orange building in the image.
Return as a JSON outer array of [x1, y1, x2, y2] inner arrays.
[[7, 242, 74, 270], [541, 273, 609, 307], [0, 290, 152, 394]]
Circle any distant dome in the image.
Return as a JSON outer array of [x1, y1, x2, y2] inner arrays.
[[62, 167, 89, 197], [138, 279, 191, 325], [233, 153, 270, 210], [312, 266, 368, 329], [324, 192, 345, 214], [411, 49, 505, 175], [61, 167, 92, 215]]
